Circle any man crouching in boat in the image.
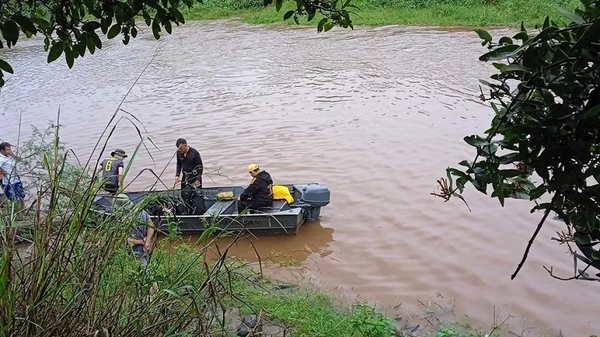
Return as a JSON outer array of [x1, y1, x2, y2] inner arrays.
[[238, 163, 274, 214]]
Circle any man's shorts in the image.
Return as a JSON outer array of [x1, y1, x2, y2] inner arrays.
[[3, 181, 25, 201]]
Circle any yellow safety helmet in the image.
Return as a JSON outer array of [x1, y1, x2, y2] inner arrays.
[[247, 163, 259, 173]]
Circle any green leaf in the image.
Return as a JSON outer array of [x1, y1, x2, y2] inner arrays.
[[513, 31, 528, 42], [317, 18, 327, 33], [582, 104, 600, 119], [275, 0, 283, 11], [499, 169, 524, 178], [164, 21, 172, 34], [172, 8, 185, 23], [131, 27, 138, 38], [83, 0, 94, 9], [474, 171, 487, 194], [107, 24, 121, 39], [498, 36, 513, 45], [542, 16, 550, 30], [464, 135, 489, 147], [574, 232, 591, 246], [284, 10, 294, 20], [492, 180, 505, 206], [324, 21, 334, 32], [143, 11, 152, 26], [101, 17, 111, 34], [163, 289, 184, 300], [152, 20, 161, 39], [458, 160, 471, 168], [12, 15, 37, 35], [47, 41, 65, 63], [479, 44, 520, 61], [82, 21, 101, 32], [557, 7, 586, 25], [65, 46, 75, 69], [474, 29, 492, 44], [501, 64, 529, 72], [77, 40, 86, 57], [307, 10, 316, 21], [32, 17, 51, 30], [0, 59, 14, 74], [498, 153, 520, 164], [2, 20, 20, 46]]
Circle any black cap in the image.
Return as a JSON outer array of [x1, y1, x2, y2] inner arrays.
[[111, 149, 128, 158]]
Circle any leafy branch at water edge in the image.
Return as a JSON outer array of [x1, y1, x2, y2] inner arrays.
[[0, 0, 355, 87], [432, 0, 600, 280]]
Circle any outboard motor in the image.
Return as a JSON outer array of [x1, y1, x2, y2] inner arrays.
[[297, 184, 331, 222]]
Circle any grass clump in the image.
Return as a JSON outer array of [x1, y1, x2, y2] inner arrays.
[[180, 0, 580, 27], [221, 261, 401, 336]]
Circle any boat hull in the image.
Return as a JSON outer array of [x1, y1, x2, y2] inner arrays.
[[91, 183, 328, 235]]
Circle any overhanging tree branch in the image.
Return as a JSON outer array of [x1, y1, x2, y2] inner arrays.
[[511, 193, 560, 280]]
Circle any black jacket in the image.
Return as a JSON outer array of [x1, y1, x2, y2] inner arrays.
[[176, 147, 203, 184], [240, 171, 273, 205]]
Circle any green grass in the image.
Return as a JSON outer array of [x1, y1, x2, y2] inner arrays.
[[180, 0, 580, 27], [223, 263, 399, 336]]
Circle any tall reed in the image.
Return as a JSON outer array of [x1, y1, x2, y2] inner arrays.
[[0, 112, 246, 337]]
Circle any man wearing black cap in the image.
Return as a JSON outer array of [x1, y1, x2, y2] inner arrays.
[[97, 149, 127, 194]]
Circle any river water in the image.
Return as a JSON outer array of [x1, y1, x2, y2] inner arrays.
[[1, 20, 597, 335]]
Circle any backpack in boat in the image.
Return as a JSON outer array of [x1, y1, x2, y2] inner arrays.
[[181, 189, 207, 215], [146, 200, 165, 216]]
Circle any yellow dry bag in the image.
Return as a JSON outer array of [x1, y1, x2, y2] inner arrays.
[[272, 185, 294, 204]]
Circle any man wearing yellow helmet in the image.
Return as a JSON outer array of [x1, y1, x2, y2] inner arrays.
[[238, 163, 273, 213]]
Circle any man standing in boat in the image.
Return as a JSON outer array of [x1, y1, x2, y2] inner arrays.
[[238, 163, 274, 213], [175, 138, 206, 214], [96, 149, 127, 195], [175, 138, 203, 189]]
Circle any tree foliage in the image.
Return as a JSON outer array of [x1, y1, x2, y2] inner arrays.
[[435, 0, 600, 281], [0, 0, 356, 87]]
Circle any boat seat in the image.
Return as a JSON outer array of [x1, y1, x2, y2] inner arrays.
[[205, 200, 236, 216], [253, 200, 290, 214]]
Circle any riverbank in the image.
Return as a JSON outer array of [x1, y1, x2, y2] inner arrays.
[[9, 237, 516, 336], [179, 0, 579, 27]]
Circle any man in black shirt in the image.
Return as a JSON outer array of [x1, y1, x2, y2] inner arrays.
[[175, 138, 206, 215], [175, 138, 203, 189]]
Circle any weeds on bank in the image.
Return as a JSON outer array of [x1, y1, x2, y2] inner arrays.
[[0, 115, 240, 336]]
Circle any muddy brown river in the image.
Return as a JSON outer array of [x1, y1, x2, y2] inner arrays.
[[1, 20, 598, 335]]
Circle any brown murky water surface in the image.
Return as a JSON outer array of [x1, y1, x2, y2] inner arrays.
[[1, 20, 598, 335]]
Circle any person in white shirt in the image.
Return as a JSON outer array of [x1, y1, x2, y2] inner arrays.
[[0, 142, 25, 208]]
